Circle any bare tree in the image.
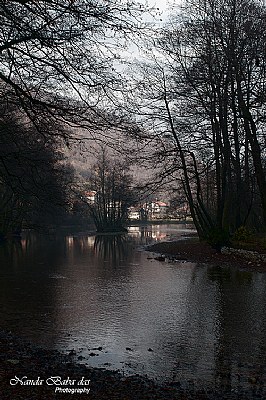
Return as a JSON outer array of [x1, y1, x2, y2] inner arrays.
[[0, 104, 74, 239], [84, 148, 137, 232], [0, 0, 150, 135], [0, 0, 153, 237], [125, 0, 266, 243]]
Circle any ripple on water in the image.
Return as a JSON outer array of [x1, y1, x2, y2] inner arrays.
[[0, 225, 265, 395]]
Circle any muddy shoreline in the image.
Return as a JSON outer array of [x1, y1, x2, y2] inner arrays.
[[146, 237, 266, 272], [1, 330, 264, 400], [1, 330, 180, 400]]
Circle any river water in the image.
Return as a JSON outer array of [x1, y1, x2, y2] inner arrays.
[[0, 223, 265, 392]]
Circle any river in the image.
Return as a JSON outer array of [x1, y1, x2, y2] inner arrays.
[[0, 223, 265, 392]]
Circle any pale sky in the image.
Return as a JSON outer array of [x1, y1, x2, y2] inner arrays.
[[148, 0, 171, 24], [151, 0, 170, 16], [144, 0, 182, 27], [149, 0, 180, 19]]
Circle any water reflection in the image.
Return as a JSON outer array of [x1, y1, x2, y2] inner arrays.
[[127, 223, 194, 243], [0, 224, 265, 394], [206, 266, 266, 390], [94, 234, 130, 267], [128, 225, 167, 242]]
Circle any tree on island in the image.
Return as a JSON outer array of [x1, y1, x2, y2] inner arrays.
[[84, 150, 137, 233]]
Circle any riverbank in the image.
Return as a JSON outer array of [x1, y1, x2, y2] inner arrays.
[[146, 237, 266, 271], [0, 330, 263, 400], [0, 330, 179, 400]]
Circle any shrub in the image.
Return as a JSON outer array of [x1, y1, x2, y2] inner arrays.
[[206, 228, 230, 250], [232, 226, 253, 242]]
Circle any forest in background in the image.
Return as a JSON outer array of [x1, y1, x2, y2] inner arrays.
[[0, 0, 265, 245]]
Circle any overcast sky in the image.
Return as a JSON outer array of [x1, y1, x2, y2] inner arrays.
[[151, 0, 170, 17], [149, 0, 181, 21]]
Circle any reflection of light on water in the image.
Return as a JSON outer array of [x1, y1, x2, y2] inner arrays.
[[21, 239, 27, 252], [87, 236, 94, 246], [49, 273, 67, 280], [66, 235, 95, 250], [66, 236, 74, 247], [151, 228, 167, 240], [128, 225, 167, 240], [129, 224, 198, 243], [0, 224, 265, 396]]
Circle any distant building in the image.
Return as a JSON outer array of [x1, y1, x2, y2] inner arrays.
[[128, 208, 140, 220], [84, 190, 96, 203], [128, 200, 169, 220], [149, 200, 168, 219]]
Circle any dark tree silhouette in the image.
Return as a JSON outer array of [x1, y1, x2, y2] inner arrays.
[[126, 0, 266, 242], [0, 0, 149, 133], [85, 149, 137, 232], [0, 104, 73, 239]]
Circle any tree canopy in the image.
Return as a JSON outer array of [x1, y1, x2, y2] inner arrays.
[[0, 0, 150, 237], [123, 0, 266, 241], [0, 0, 149, 133], [0, 103, 73, 238]]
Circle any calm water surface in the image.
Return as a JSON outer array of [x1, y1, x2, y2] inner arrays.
[[0, 224, 265, 391]]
